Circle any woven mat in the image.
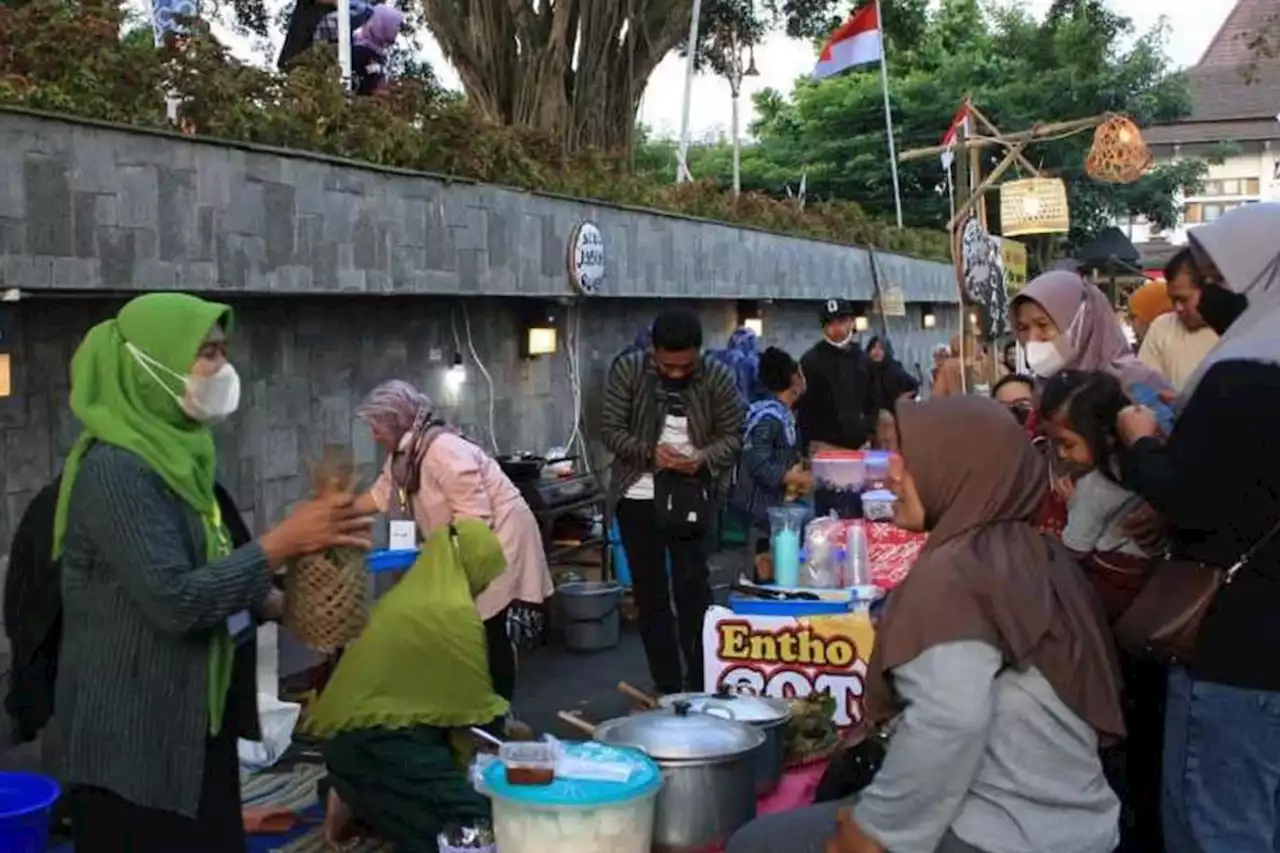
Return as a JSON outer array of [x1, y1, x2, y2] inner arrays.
[[242, 763, 327, 812], [243, 764, 395, 853]]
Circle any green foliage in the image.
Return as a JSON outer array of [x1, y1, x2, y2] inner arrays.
[[0, 0, 950, 261], [662, 0, 1206, 249]]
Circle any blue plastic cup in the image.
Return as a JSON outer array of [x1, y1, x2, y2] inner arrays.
[[0, 772, 61, 853]]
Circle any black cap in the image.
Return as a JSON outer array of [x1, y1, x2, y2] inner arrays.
[[820, 298, 856, 325]]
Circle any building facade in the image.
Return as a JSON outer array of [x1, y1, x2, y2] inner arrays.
[[1123, 0, 1280, 258]]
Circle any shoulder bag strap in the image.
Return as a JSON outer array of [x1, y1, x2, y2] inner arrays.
[[1225, 514, 1280, 583]]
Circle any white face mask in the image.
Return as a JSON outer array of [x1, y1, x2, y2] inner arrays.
[[824, 330, 855, 349], [128, 342, 242, 423], [1024, 340, 1067, 378]]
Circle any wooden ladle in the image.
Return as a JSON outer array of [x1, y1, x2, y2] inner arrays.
[[616, 681, 660, 709]]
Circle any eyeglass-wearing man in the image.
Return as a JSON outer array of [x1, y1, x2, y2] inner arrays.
[[797, 299, 874, 453], [601, 309, 745, 694]]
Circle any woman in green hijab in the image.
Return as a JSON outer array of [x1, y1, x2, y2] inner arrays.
[[308, 519, 509, 853], [54, 292, 374, 853]]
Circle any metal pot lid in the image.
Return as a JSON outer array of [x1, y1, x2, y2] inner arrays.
[[594, 706, 765, 762], [657, 693, 792, 726]]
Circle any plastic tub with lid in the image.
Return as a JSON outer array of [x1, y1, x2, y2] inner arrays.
[[481, 742, 661, 853], [812, 451, 866, 491]]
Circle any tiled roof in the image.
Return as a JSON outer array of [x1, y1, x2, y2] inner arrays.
[[1185, 63, 1280, 122], [1198, 0, 1275, 68], [1143, 118, 1280, 145]]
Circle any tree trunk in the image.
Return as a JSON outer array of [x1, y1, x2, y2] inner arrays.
[[421, 0, 691, 155]]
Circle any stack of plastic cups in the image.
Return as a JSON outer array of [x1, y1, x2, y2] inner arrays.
[[844, 520, 870, 587]]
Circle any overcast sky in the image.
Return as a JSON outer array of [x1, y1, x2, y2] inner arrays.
[[186, 0, 1237, 139]]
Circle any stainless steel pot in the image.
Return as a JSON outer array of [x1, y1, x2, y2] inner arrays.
[[592, 701, 764, 853], [658, 692, 792, 795]]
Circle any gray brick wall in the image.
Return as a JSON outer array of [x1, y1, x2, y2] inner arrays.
[[0, 294, 957, 554], [0, 109, 963, 671], [0, 108, 957, 303]]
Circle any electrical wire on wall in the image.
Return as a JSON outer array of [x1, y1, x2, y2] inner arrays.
[[451, 302, 499, 455], [564, 301, 593, 474]]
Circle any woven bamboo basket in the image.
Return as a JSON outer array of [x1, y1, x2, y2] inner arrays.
[[1000, 177, 1070, 237], [284, 446, 369, 651], [1086, 115, 1153, 184]]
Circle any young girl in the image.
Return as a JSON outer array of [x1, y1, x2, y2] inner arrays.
[[1037, 370, 1151, 617], [732, 347, 811, 582]]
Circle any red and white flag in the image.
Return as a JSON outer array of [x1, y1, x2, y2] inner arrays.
[[940, 98, 972, 170], [812, 4, 883, 80]]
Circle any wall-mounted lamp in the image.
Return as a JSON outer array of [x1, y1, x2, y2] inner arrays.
[[854, 314, 871, 333], [521, 305, 558, 358], [921, 304, 937, 330], [445, 352, 466, 392], [736, 300, 764, 338]]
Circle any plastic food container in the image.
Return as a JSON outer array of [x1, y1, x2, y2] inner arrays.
[[813, 451, 866, 519], [863, 451, 894, 489], [861, 489, 896, 522], [501, 742, 556, 786], [812, 451, 866, 491], [481, 742, 662, 853]]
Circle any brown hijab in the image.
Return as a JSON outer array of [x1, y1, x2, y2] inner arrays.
[[865, 396, 1124, 743]]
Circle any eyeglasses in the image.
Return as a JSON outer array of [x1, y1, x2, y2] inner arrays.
[[1006, 401, 1033, 426]]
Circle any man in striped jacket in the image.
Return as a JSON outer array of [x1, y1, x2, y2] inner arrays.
[[601, 309, 746, 694]]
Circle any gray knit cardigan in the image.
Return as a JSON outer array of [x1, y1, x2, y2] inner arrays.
[[53, 443, 273, 817]]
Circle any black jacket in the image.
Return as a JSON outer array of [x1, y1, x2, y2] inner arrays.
[[3, 477, 263, 744], [868, 358, 920, 415], [1120, 359, 1280, 691], [797, 340, 874, 450]]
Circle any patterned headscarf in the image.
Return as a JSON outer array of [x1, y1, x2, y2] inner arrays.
[[710, 326, 762, 403], [356, 379, 434, 443], [357, 380, 448, 504]]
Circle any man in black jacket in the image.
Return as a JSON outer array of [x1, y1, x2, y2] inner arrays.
[[601, 309, 745, 693], [796, 299, 874, 452]]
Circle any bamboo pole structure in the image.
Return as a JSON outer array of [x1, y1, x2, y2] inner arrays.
[[912, 108, 1113, 396], [898, 114, 1106, 163]]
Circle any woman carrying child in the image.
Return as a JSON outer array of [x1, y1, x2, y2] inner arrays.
[[731, 347, 812, 583]]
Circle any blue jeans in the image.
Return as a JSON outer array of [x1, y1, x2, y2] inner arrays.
[[1164, 666, 1280, 852]]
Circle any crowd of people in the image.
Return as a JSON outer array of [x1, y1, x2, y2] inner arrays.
[[4, 201, 1278, 853]]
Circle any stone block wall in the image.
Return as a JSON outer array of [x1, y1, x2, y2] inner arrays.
[[0, 109, 957, 304]]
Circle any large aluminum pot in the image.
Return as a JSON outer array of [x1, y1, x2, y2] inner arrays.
[[658, 692, 791, 795], [593, 701, 764, 852]]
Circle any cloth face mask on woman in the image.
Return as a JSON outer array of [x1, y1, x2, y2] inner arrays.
[[127, 342, 242, 423], [1025, 301, 1086, 378]]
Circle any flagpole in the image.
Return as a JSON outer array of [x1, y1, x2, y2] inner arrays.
[[874, 0, 904, 229], [676, 0, 704, 184]]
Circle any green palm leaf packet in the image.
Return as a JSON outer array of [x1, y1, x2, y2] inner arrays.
[[283, 445, 369, 651]]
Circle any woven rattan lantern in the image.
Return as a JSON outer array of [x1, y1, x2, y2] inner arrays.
[[1000, 177, 1070, 237], [1086, 115, 1152, 184], [284, 446, 369, 651]]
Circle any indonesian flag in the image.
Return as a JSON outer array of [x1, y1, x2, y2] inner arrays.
[[940, 98, 972, 170], [812, 4, 883, 80]]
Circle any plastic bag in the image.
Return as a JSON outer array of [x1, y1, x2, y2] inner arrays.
[[237, 693, 302, 774], [802, 515, 844, 589]]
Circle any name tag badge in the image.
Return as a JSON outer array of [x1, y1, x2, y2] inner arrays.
[[227, 609, 252, 643], [389, 520, 417, 551]]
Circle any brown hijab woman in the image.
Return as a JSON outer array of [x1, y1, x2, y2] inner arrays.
[[728, 397, 1124, 853]]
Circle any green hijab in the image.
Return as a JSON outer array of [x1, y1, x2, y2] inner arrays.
[[54, 292, 237, 734], [303, 519, 510, 737]]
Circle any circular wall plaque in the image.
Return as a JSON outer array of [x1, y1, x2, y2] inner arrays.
[[567, 221, 605, 295]]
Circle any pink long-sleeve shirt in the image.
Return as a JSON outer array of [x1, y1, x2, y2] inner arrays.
[[372, 432, 553, 620]]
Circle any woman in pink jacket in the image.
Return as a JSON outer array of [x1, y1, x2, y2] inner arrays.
[[355, 380, 553, 701]]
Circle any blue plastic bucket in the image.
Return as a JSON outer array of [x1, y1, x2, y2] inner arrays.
[[0, 772, 60, 853]]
